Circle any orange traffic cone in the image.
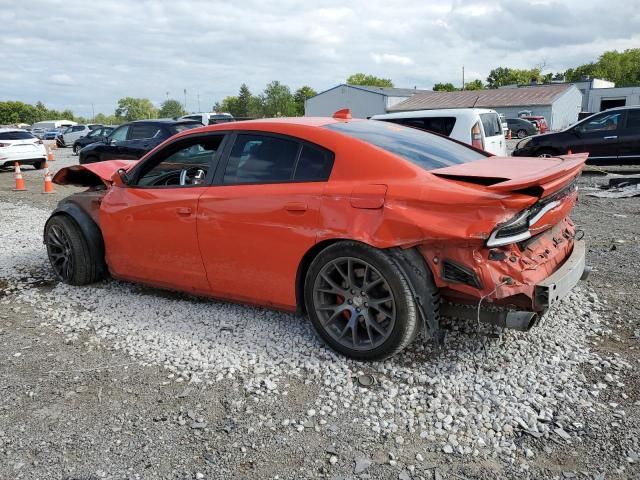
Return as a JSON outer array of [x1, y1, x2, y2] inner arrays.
[[43, 163, 55, 194], [47, 146, 54, 162], [13, 162, 27, 191]]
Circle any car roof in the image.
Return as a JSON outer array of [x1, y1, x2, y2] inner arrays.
[[371, 108, 499, 120], [127, 119, 201, 125], [0, 128, 32, 134]]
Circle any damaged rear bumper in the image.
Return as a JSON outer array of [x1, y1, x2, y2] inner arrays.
[[440, 239, 589, 331]]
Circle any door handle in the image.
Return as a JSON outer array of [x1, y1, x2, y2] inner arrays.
[[285, 202, 307, 212], [176, 207, 193, 216], [603, 136, 618, 140]]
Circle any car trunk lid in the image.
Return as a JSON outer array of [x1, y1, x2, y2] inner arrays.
[[431, 153, 587, 197]]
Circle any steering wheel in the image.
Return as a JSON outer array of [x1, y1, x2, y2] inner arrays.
[[179, 167, 207, 186]]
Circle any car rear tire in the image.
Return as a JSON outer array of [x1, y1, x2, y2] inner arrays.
[[45, 215, 104, 286], [304, 241, 421, 361], [33, 161, 44, 170], [517, 129, 527, 139], [73, 144, 81, 155]]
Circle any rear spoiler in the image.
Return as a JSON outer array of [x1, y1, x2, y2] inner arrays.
[[487, 154, 587, 193]]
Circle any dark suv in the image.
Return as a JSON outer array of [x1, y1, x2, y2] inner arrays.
[[79, 119, 201, 164], [513, 106, 640, 165]]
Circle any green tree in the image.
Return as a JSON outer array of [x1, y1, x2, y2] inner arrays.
[[219, 96, 241, 117], [293, 85, 317, 116], [115, 97, 157, 121], [236, 83, 252, 118], [486, 67, 542, 88], [261, 81, 296, 117], [464, 79, 484, 90], [433, 82, 457, 92], [158, 99, 186, 118], [566, 49, 640, 86], [346, 73, 394, 87]]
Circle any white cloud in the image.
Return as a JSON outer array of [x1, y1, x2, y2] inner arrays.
[[48, 74, 75, 86], [371, 53, 415, 66], [0, 0, 637, 117]]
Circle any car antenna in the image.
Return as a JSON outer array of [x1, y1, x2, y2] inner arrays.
[[472, 95, 480, 108]]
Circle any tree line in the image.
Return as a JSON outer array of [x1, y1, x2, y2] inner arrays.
[[433, 48, 640, 91], [1, 49, 637, 125]]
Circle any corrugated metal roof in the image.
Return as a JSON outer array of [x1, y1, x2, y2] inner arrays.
[[388, 84, 574, 111], [352, 85, 431, 96]]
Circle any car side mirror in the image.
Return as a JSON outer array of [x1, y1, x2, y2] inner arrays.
[[111, 168, 130, 186]]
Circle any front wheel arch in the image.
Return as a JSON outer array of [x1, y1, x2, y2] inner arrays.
[[44, 203, 108, 280]]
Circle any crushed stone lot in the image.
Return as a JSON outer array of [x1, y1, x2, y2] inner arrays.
[[0, 147, 639, 479]]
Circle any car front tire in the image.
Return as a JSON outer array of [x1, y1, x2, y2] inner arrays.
[[517, 129, 527, 139], [304, 241, 422, 361], [44, 215, 104, 286]]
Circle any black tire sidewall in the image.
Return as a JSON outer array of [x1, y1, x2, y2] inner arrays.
[[304, 242, 417, 361], [517, 129, 527, 138]]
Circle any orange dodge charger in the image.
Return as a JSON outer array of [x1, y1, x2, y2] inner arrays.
[[46, 111, 589, 360]]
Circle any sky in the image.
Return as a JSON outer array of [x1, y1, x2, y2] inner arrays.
[[1, 0, 638, 118]]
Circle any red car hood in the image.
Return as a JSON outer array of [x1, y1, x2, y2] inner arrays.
[[53, 160, 138, 187], [431, 153, 587, 195]]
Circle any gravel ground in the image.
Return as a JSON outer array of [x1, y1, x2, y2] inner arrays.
[[0, 145, 639, 479]]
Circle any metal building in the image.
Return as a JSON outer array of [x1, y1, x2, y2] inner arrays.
[[387, 84, 582, 130], [304, 84, 430, 118]]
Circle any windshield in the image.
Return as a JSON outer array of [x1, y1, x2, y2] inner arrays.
[[325, 120, 487, 170]]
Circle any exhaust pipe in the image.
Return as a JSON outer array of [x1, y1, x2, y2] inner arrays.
[[504, 311, 539, 331]]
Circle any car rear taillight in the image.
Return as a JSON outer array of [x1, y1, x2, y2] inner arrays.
[[0, 143, 8, 148], [35, 139, 44, 145], [471, 121, 484, 150]]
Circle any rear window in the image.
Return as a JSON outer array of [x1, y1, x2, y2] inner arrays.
[[170, 122, 202, 134], [382, 117, 456, 136], [325, 120, 487, 171], [0, 131, 35, 140], [480, 113, 502, 137]]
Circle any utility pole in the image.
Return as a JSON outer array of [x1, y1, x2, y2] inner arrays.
[[91, 103, 95, 122], [197, 91, 201, 112], [166, 91, 169, 100], [183, 88, 187, 113], [462, 66, 465, 90]]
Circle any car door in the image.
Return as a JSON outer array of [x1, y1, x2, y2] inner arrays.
[[100, 124, 130, 161], [197, 132, 334, 309], [99, 133, 226, 293], [479, 113, 506, 156], [570, 111, 623, 163], [617, 109, 640, 163]]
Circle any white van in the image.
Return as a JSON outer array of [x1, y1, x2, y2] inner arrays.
[[179, 112, 235, 125], [371, 108, 507, 156]]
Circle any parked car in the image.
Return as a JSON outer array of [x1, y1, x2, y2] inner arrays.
[[0, 128, 47, 169], [43, 129, 62, 140], [46, 112, 588, 360], [78, 119, 201, 164], [180, 112, 235, 125], [57, 124, 103, 148], [72, 126, 114, 154], [520, 116, 548, 133], [506, 118, 537, 139], [31, 128, 46, 139], [371, 108, 507, 156], [513, 106, 640, 164]]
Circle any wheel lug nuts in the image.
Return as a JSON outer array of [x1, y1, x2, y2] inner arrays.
[[364, 302, 368, 307], [356, 307, 361, 312], [347, 299, 352, 304], [351, 290, 356, 295]]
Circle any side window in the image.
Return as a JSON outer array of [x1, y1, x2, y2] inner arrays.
[[109, 125, 129, 142], [129, 123, 162, 140], [72, 126, 85, 132], [294, 145, 334, 181], [624, 110, 640, 131], [223, 134, 299, 184], [480, 113, 502, 137], [578, 112, 622, 133], [87, 129, 99, 137], [135, 136, 223, 187]]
